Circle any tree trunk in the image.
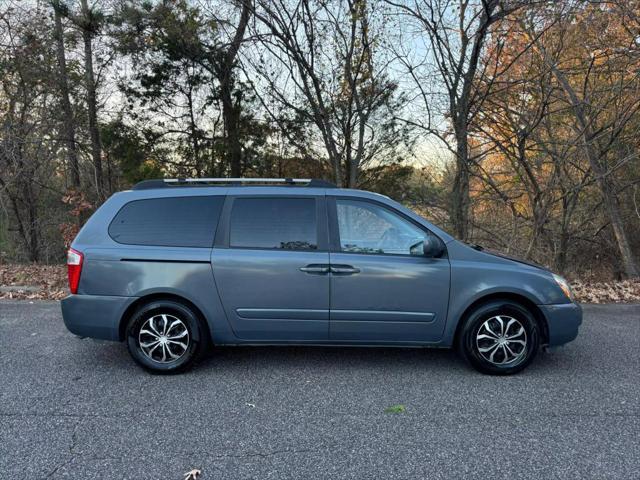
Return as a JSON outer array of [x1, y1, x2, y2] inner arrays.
[[593, 165, 639, 277], [451, 124, 470, 240], [26, 190, 39, 262], [555, 229, 568, 274], [217, 0, 251, 177], [80, 0, 104, 198], [186, 87, 202, 175], [220, 84, 242, 177], [52, 4, 80, 188]]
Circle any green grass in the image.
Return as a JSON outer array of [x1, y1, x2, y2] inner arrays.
[[384, 404, 406, 414]]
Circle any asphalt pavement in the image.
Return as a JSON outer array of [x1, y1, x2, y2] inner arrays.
[[0, 301, 638, 479]]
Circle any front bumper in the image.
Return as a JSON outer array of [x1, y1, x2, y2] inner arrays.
[[61, 294, 137, 341], [538, 302, 582, 347]]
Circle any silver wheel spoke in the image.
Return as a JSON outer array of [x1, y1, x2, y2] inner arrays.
[[148, 342, 161, 356], [477, 333, 498, 342], [506, 327, 525, 339], [166, 343, 183, 359], [489, 344, 500, 363], [149, 317, 162, 336], [479, 342, 500, 353], [168, 339, 188, 349], [138, 314, 190, 364], [495, 316, 505, 336], [168, 329, 188, 340], [484, 322, 500, 338], [167, 320, 182, 334], [499, 345, 510, 363], [504, 343, 518, 359]]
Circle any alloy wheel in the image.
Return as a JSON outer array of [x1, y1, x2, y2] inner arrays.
[[138, 314, 190, 363], [475, 315, 527, 365]]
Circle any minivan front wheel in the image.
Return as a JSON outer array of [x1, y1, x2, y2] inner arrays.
[[457, 300, 539, 375], [126, 300, 203, 374]]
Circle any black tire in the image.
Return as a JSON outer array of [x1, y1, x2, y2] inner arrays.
[[457, 300, 539, 375], [126, 300, 205, 374]]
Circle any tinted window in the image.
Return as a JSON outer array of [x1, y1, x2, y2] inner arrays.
[[230, 198, 317, 250], [336, 199, 425, 255], [109, 196, 223, 247]]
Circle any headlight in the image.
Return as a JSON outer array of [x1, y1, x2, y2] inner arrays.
[[552, 274, 574, 301]]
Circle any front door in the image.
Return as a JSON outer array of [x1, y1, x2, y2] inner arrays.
[[328, 198, 450, 343], [212, 196, 330, 341]]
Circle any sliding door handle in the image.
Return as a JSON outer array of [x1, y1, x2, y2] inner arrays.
[[299, 264, 330, 274], [330, 265, 360, 275]]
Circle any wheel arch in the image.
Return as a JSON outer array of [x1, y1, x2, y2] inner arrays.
[[119, 292, 212, 344], [452, 292, 549, 347]]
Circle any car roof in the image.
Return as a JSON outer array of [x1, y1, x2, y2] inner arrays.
[[122, 177, 390, 201], [132, 178, 336, 190]]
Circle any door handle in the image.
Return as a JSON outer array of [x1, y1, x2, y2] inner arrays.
[[299, 264, 330, 274], [330, 265, 360, 275]]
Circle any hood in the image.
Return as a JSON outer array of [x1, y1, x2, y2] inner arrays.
[[466, 243, 548, 271]]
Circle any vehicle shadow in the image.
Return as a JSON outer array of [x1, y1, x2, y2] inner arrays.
[[195, 344, 469, 376], [81, 336, 579, 377], [197, 344, 578, 375]]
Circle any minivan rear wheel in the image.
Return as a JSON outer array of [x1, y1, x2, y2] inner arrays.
[[457, 300, 539, 375], [126, 300, 203, 374]]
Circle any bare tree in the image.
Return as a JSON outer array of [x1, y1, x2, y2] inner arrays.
[[522, 12, 640, 278], [385, 0, 528, 239], [0, 7, 60, 261], [474, 66, 555, 259], [51, 0, 80, 188], [215, 0, 252, 177], [251, 0, 407, 187], [75, 0, 105, 197]]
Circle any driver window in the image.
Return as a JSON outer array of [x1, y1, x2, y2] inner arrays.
[[336, 199, 427, 255]]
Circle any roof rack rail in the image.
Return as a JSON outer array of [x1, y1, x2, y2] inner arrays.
[[132, 178, 337, 190]]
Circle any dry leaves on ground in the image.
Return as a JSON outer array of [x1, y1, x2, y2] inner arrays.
[[1, 264, 640, 304], [571, 279, 640, 304], [0, 264, 68, 300]]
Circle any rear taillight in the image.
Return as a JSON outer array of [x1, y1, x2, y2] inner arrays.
[[67, 248, 84, 294]]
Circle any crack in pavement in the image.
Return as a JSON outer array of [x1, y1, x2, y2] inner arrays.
[[43, 418, 81, 479]]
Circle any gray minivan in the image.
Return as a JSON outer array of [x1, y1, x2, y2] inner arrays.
[[61, 178, 581, 375]]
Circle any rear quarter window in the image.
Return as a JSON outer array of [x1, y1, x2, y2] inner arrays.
[[108, 196, 224, 247]]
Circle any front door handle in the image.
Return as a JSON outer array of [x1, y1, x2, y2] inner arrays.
[[299, 264, 330, 274], [330, 265, 360, 275]]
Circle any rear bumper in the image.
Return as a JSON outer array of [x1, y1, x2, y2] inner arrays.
[[61, 294, 137, 341], [538, 302, 582, 346]]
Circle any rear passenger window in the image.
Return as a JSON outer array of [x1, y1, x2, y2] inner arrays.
[[109, 196, 223, 247], [230, 198, 317, 250]]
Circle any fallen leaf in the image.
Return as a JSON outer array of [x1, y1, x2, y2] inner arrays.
[[183, 469, 201, 480]]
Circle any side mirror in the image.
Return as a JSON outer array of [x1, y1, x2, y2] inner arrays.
[[419, 235, 443, 258]]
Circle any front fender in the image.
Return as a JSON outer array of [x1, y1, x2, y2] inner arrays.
[[440, 253, 568, 345]]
